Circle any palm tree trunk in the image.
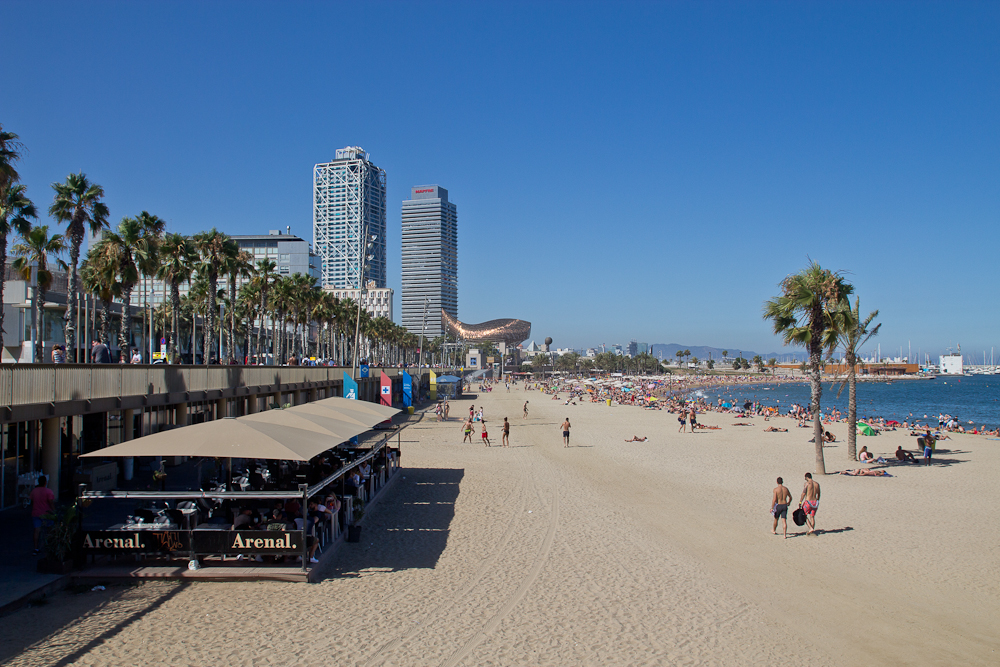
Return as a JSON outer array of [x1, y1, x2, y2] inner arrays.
[[65, 228, 84, 361], [847, 354, 858, 460], [0, 237, 7, 344], [120, 285, 133, 359], [205, 276, 216, 364], [810, 310, 827, 475], [170, 283, 181, 363], [32, 287, 44, 363], [100, 299, 112, 346]]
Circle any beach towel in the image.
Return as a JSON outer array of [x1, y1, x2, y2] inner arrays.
[[792, 507, 807, 526]]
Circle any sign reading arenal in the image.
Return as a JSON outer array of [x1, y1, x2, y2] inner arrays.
[[79, 530, 304, 555]]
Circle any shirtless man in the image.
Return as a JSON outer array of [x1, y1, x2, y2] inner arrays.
[[461, 417, 474, 443], [501, 417, 510, 447], [561, 418, 571, 447], [523, 401, 529, 419], [771, 477, 792, 538], [799, 472, 821, 535]]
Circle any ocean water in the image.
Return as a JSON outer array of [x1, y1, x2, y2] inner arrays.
[[697, 374, 1000, 430]]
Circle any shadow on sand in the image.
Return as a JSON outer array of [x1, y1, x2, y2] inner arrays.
[[320, 467, 464, 578]]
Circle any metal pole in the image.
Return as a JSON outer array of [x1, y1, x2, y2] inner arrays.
[[300, 483, 309, 571]]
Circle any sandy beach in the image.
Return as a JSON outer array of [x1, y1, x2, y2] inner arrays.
[[1, 384, 996, 666]]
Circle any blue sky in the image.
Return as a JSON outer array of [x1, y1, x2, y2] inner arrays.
[[2, 1, 997, 359]]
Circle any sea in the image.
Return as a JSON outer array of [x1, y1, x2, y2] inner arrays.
[[695, 374, 1000, 430]]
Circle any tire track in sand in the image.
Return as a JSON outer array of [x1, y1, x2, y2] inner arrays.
[[361, 450, 531, 667]]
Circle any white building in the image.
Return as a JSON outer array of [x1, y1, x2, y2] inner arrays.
[[324, 284, 393, 321], [313, 147, 387, 289], [939, 353, 964, 375]]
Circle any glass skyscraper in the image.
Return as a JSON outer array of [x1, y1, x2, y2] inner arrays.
[[313, 147, 387, 289], [401, 185, 458, 337]]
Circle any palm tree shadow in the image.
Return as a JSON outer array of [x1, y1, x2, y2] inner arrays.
[[816, 526, 854, 535]]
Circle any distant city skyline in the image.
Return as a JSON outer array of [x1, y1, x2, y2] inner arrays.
[[2, 2, 997, 356], [401, 185, 458, 339]]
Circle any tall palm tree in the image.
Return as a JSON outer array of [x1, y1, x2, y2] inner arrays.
[[0, 184, 36, 338], [80, 250, 120, 348], [0, 124, 25, 189], [97, 216, 159, 355], [157, 233, 197, 363], [11, 226, 67, 362], [834, 298, 880, 461], [134, 211, 165, 359], [49, 172, 109, 360], [763, 261, 853, 474], [250, 259, 277, 364], [222, 248, 253, 362], [192, 229, 231, 364]]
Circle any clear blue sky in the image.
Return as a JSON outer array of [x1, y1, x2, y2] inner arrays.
[[3, 1, 998, 359]]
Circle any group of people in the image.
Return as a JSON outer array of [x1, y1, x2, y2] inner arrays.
[[770, 473, 821, 538]]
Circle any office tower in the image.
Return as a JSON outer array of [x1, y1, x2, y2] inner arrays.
[[401, 185, 458, 337], [313, 147, 387, 289]]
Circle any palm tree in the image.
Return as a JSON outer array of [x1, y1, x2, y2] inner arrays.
[[222, 248, 253, 362], [157, 233, 197, 363], [134, 211, 165, 359], [49, 173, 110, 361], [0, 124, 25, 189], [834, 298, 880, 461], [752, 355, 765, 373], [249, 259, 277, 363], [722, 350, 728, 361], [11, 226, 66, 362], [0, 184, 36, 339], [767, 357, 778, 375], [98, 216, 160, 355], [192, 229, 231, 364], [763, 261, 853, 474], [80, 249, 120, 348]]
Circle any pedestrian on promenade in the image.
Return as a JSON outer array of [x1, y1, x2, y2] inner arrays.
[[30, 475, 55, 555], [91, 339, 111, 363], [51, 344, 66, 364]]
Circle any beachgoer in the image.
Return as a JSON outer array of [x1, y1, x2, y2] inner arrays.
[[462, 418, 474, 443], [922, 430, 934, 464], [561, 418, 571, 447], [771, 477, 792, 538], [523, 401, 529, 419], [689, 407, 698, 433], [858, 445, 873, 462], [799, 472, 821, 535], [29, 476, 55, 555], [624, 435, 647, 442], [51, 344, 66, 364], [895, 445, 916, 463], [764, 426, 788, 432], [677, 412, 687, 433], [502, 418, 510, 447], [481, 423, 491, 447], [841, 469, 889, 476]]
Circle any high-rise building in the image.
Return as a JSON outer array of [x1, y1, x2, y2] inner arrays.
[[401, 185, 458, 337], [313, 147, 387, 289]]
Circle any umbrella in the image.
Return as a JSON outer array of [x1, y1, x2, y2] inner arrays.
[[305, 396, 400, 424], [81, 418, 341, 462], [857, 423, 877, 436], [242, 409, 366, 444], [436, 375, 462, 383]]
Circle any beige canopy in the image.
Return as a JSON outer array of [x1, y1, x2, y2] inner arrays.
[[81, 397, 400, 462], [80, 418, 341, 462]]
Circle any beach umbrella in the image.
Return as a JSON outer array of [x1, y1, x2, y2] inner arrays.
[[857, 423, 877, 436], [304, 396, 400, 424]]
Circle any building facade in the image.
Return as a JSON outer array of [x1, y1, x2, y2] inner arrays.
[[313, 147, 387, 290], [324, 285, 393, 321], [401, 185, 458, 337]]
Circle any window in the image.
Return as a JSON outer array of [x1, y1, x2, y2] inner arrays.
[[279, 254, 290, 262], [279, 266, 290, 274]]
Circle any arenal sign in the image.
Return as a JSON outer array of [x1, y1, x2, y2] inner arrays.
[[79, 531, 303, 554]]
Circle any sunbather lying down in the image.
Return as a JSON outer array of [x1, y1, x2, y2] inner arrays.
[[764, 426, 788, 432], [840, 469, 891, 477], [624, 435, 648, 442]]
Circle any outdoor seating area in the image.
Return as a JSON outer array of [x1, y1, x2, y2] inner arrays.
[[73, 397, 402, 577]]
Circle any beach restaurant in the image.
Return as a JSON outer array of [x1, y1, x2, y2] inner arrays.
[[74, 397, 401, 580]]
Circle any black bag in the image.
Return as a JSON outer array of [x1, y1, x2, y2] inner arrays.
[[792, 507, 807, 526]]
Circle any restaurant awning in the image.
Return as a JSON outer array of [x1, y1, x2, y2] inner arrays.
[[80, 418, 343, 461], [296, 396, 399, 423]]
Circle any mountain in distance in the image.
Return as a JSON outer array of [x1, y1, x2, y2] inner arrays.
[[649, 343, 808, 363]]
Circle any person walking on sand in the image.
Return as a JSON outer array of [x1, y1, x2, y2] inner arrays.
[[771, 477, 792, 538], [799, 472, 821, 535], [481, 422, 491, 447], [677, 410, 687, 433], [689, 406, 698, 432], [561, 418, 571, 447], [502, 417, 510, 447], [462, 417, 474, 443], [523, 401, 529, 420]]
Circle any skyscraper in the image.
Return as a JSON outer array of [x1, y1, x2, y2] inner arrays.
[[313, 147, 387, 289], [401, 185, 457, 337]]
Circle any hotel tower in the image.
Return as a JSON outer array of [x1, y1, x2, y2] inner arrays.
[[401, 185, 458, 337]]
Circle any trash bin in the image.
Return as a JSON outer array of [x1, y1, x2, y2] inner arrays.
[[407, 406, 414, 415]]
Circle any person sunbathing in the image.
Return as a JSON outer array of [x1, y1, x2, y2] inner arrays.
[[624, 435, 648, 442], [731, 422, 754, 426], [858, 446, 874, 462], [763, 426, 788, 432], [895, 446, 917, 463], [840, 468, 889, 476]]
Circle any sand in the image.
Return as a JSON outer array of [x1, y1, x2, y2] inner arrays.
[[0, 384, 996, 666]]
